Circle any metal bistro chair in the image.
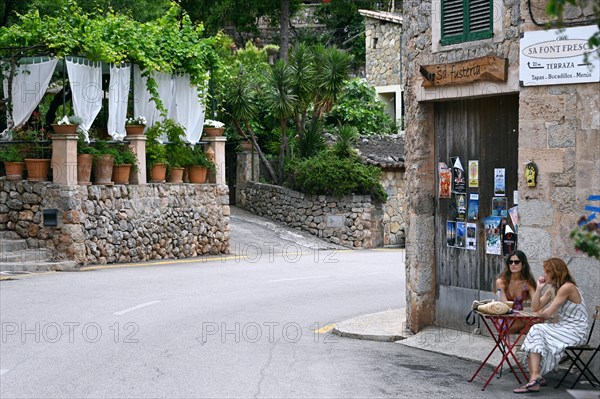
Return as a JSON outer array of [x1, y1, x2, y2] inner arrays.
[[555, 305, 600, 389]]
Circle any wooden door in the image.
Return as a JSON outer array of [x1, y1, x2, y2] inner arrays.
[[434, 94, 519, 328]]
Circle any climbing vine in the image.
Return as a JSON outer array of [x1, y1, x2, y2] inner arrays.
[[0, 0, 232, 117]]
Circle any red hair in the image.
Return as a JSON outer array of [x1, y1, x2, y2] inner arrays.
[[543, 258, 576, 289]]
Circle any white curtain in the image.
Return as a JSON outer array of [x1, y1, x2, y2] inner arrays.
[[107, 64, 130, 140], [173, 74, 205, 144], [2, 58, 58, 134], [66, 58, 103, 141], [133, 65, 158, 128], [155, 72, 177, 123]]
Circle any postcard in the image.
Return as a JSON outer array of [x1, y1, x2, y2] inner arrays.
[[466, 223, 477, 250], [468, 160, 478, 187], [492, 196, 508, 217], [467, 193, 479, 220], [494, 168, 505, 196]]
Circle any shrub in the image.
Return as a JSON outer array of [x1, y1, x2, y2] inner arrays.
[[325, 79, 397, 135], [0, 145, 25, 162], [285, 151, 387, 202]]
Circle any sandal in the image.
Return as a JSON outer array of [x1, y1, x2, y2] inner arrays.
[[538, 378, 547, 387], [513, 379, 541, 394]]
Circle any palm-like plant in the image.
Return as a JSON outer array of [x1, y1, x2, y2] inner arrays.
[[313, 46, 352, 120], [332, 125, 358, 159], [289, 44, 316, 137], [264, 60, 297, 182]]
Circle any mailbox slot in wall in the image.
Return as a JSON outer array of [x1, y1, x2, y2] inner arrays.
[[43, 209, 58, 227]]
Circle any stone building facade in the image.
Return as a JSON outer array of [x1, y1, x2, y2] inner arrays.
[[402, 0, 599, 332], [359, 10, 404, 125], [356, 134, 406, 247]]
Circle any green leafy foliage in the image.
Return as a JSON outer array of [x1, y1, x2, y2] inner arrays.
[[112, 144, 137, 166], [325, 79, 397, 135], [144, 123, 168, 167], [545, 0, 600, 51], [0, 146, 25, 162], [285, 151, 387, 203], [0, 0, 233, 117], [331, 125, 358, 159], [570, 218, 600, 259]]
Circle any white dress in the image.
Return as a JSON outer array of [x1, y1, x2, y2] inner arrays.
[[521, 290, 589, 375]]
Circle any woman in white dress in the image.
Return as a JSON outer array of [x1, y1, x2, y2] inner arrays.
[[514, 258, 589, 394]]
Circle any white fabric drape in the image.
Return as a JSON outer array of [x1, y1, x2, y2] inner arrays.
[[2, 58, 58, 131], [133, 65, 159, 128], [173, 74, 205, 144], [66, 58, 103, 141], [107, 64, 130, 140]]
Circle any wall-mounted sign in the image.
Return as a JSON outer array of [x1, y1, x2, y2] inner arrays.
[[520, 25, 600, 86], [420, 55, 508, 87]]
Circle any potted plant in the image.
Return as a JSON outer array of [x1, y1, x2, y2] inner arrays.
[[145, 122, 169, 182], [164, 119, 190, 183], [125, 115, 147, 136], [186, 145, 215, 184], [15, 127, 51, 182], [112, 144, 137, 184], [77, 136, 98, 185], [203, 119, 225, 137], [52, 115, 83, 135], [0, 145, 25, 181], [92, 140, 115, 185]]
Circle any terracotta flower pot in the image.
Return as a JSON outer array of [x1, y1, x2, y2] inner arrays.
[[169, 167, 185, 183], [51, 124, 78, 135], [24, 159, 51, 182], [187, 165, 207, 184], [150, 164, 167, 183], [125, 125, 145, 136], [77, 154, 93, 185], [112, 164, 132, 184], [240, 140, 253, 152], [93, 154, 114, 185], [203, 127, 225, 137], [4, 161, 25, 181]]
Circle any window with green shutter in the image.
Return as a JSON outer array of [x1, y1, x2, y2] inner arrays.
[[441, 0, 493, 45]]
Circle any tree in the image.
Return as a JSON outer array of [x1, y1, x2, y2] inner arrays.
[[546, 0, 600, 50]]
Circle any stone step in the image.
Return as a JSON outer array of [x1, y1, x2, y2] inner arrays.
[[0, 239, 29, 252], [0, 249, 53, 263], [0, 260, 77, 273], [0, 231, 22, 240]]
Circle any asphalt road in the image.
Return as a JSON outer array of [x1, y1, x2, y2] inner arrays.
[[0, 207, 583, 398]]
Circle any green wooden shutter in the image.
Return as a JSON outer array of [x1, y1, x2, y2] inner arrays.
[[441, 0, 493, 46], [441, 0, 464, 45], [468, 0, 493, 40]]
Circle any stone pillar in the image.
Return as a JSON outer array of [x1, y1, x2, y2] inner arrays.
[[235, 149, 259, 205], [126, 135, 146, 184], [51, 134, 78, 186], [203, 136, 226, 185]]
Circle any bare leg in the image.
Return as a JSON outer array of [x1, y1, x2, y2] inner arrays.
[[528, 352, 542, 382]]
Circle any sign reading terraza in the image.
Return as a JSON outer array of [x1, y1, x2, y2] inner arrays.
[[419, 56, 508, 87], [520, 25, 599, 86]]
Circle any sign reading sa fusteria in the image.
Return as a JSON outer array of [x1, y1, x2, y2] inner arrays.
[[419, 55, 508, 87]]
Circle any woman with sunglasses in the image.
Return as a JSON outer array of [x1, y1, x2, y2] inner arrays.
[[514, 258, 589, 393], [495, 250, 537, 333]]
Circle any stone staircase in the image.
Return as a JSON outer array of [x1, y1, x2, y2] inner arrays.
[[0, 232, 76, 272]]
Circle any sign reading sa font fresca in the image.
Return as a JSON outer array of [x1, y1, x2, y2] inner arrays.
[[520, 25, 599, 86]]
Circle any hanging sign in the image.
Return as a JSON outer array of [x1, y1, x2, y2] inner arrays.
[[520, 25, 600, 86], [420, 55, 508, 87]]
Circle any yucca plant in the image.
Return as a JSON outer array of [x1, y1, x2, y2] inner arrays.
[[331, 125, 358, 159]]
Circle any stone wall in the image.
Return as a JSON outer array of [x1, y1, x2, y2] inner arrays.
[[518, 0, 600, 314], [364, 16, 402, 87], [239, 182, 383, 248], [0, 180, 230, 265], [381, 168, 406, 246]]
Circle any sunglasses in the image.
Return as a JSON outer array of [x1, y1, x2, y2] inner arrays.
[[509, 260, 521, 265]]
